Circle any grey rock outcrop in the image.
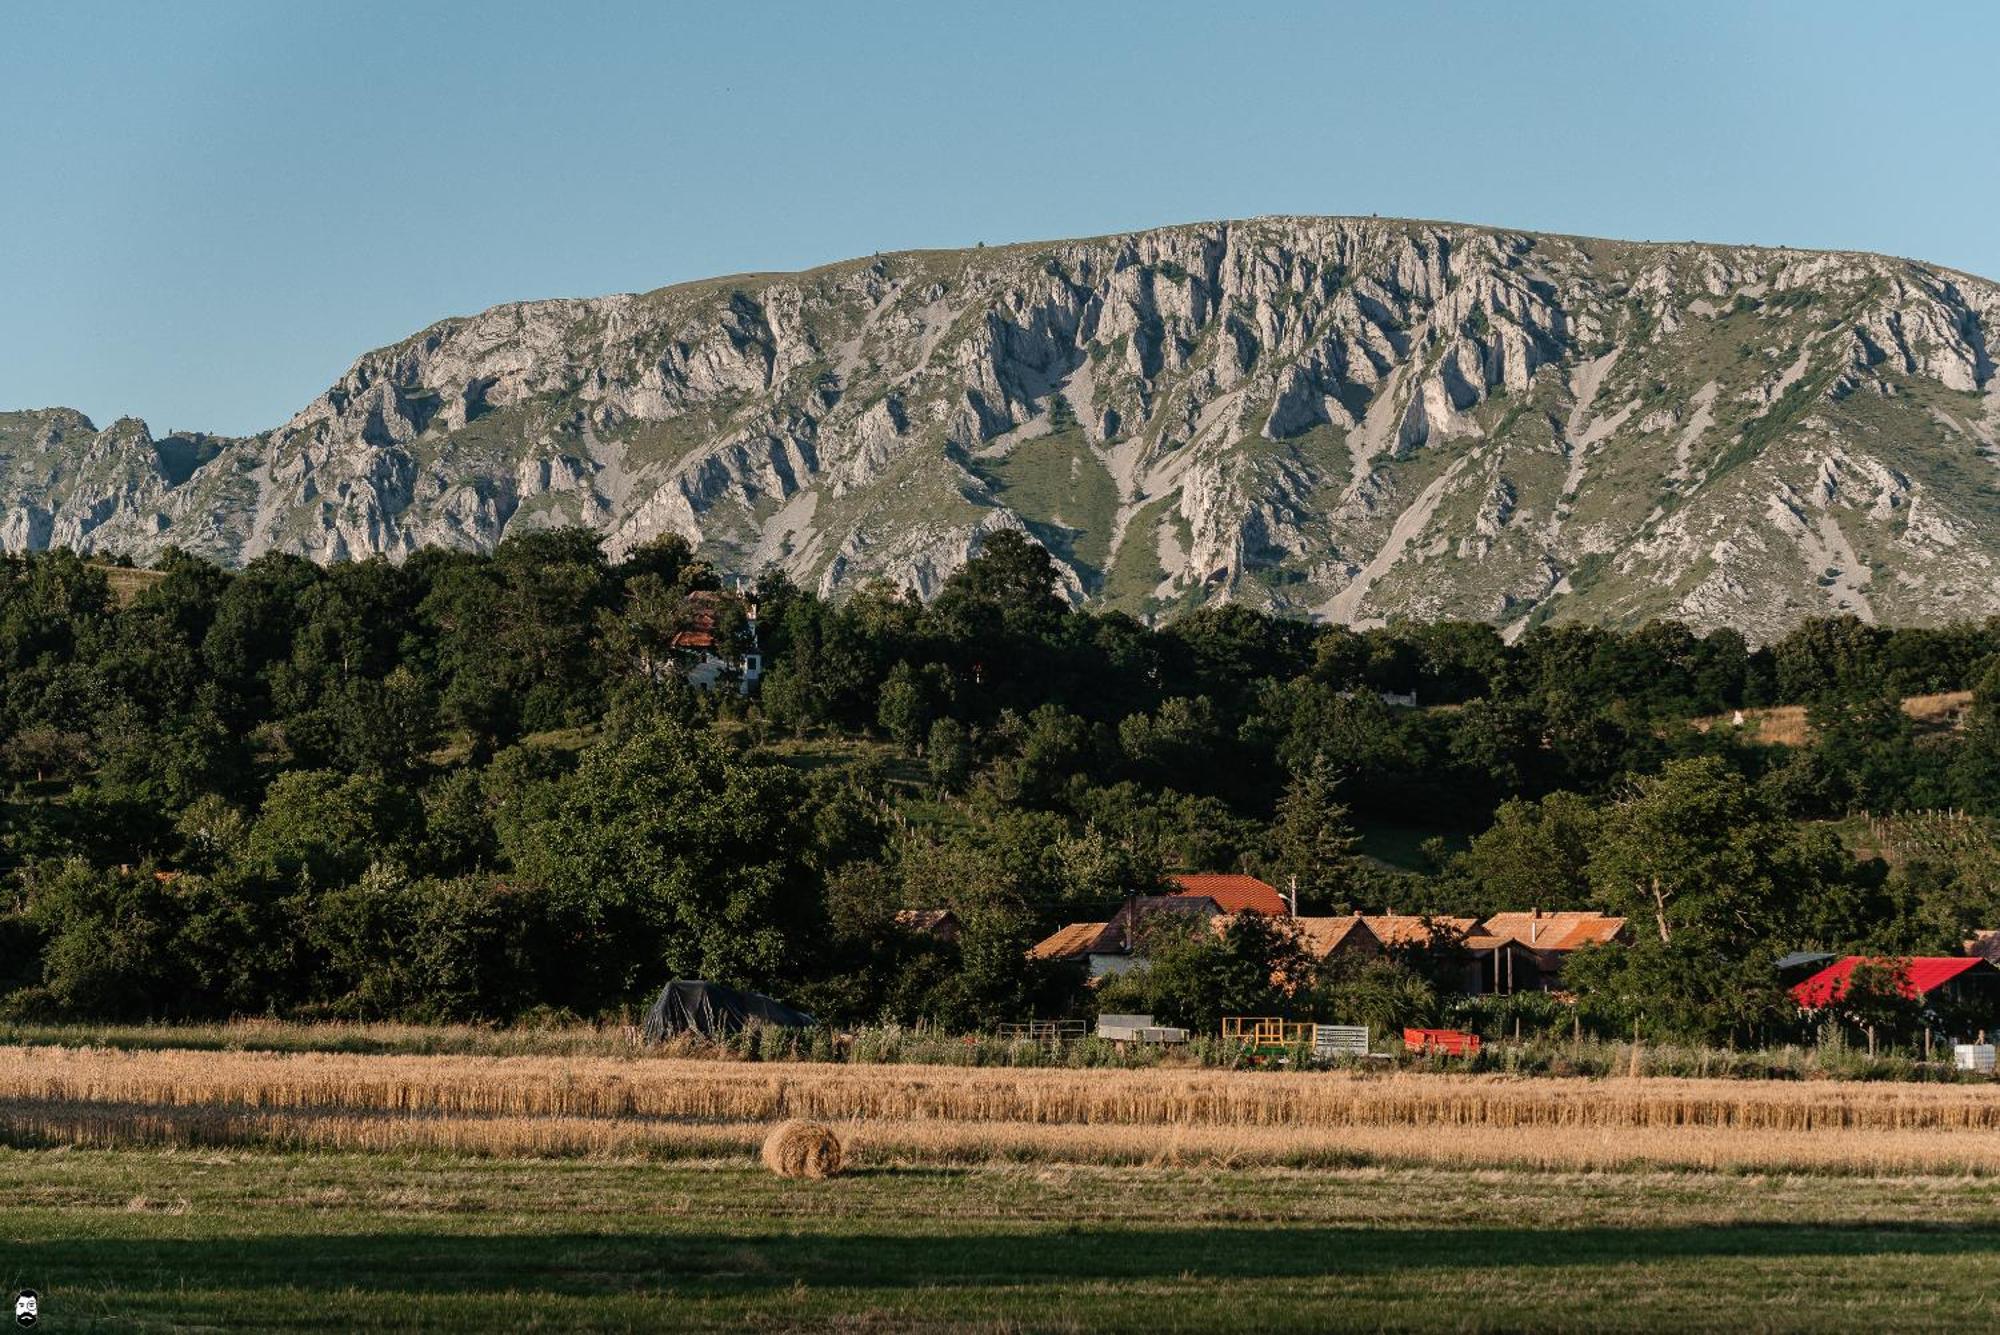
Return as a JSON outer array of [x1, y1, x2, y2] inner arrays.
[[5, 215, 1999, 639]]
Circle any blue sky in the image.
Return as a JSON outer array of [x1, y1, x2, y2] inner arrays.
[[4, 1, 1993, 436]]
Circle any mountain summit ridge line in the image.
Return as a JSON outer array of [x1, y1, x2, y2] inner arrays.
[[4, 214, 1997, 639]]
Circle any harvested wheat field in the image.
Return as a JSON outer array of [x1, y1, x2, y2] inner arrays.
[[7, 1046, 2000, 1173], [10, 1045, 2000, 1330]]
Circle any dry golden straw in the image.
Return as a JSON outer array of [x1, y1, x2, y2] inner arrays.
[[7, 1047, 2000, 1132], [7, 1046, 2000, 1175], [760, 1119, 844, 1178]]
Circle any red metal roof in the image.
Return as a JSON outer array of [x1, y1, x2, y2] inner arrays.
[[1791, 956, 1987, 1008], [1168, 874, 1287, 916]]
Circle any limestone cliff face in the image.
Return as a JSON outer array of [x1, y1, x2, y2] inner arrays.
[[5, 216, 1998, 638]]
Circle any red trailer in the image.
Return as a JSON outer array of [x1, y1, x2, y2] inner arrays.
[[1404, 1027, 1482, 1057]]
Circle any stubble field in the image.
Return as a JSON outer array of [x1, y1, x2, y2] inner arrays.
[[6, 1043, 2000, 1329]]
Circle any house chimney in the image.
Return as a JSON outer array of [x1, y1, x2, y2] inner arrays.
[[1530, 907, 1540, 945]]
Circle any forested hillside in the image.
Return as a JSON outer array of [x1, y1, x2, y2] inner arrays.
[[5, 530, 2000, 1041]]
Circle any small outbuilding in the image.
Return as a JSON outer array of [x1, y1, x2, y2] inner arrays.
[[1031, 895, 1225, 977], [894, 908, 961, 943]]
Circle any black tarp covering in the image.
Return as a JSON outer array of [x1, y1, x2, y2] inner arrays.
[[641, 979, 817, 1042]]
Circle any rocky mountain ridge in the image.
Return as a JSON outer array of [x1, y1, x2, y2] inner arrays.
[[5, 215, 1998, 638]]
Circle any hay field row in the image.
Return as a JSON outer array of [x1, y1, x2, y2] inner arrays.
[[8, 1046, 2000, 1174], [6, 1045, 2000, 1131]]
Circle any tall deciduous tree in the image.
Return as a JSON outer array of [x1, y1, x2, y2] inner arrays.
[[505, 712, 822, 1009], [1590, 757, 1790, 946]]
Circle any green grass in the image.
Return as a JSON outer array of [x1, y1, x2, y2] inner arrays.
[[7, 1150, 2000, 1330], [1101, 493, 1178, 614], [972, 427, 1120, 584], [748, 732, 930, 791]]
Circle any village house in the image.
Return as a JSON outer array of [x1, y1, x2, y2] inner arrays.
[[1163, 908, 1625, 997], [671, 589, 764, 694], [1470, 910, 1628, 993], [1287, 915, 1389, 965], [1030, 894, 1227, 977], [1030, 874, 1291, 977], [1165, 873, 1290, 916], [1030, 889, 1629, 999], [1188, 911, 1480, 987]]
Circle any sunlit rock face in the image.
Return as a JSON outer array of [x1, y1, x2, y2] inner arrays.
[[6, 216, 1998, 638]]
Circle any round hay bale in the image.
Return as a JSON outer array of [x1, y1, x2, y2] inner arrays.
[[760, 1119, 844, 1179]]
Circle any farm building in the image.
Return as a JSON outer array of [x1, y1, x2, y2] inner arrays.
[[1458, 932, 1549, 996], [1030, 874, 1287, 978], [1032, 899, 1630, 997], [1791, 956, 2000, 1012], [1288, 915, 1391, 964], [1030, 894, 1226, 977], [1364, 914, 1478, 950], [1472, 911, 1627, 992], [1260, 911, 1623, 996], [1165, 873, 1289, 916], [1287, 914, 1474, 960], [893, 908, 960, 943]]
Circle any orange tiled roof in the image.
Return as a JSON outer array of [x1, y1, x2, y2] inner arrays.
[[1168, 873, 1288, 916], [1480, 911, 1626, 951], [1030, 921, 1114, 960], [1289, 915, 1380, 958], [671, 590, 742, 652]]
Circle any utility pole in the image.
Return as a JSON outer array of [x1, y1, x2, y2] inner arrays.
[[1286, 876, 1299, 916]]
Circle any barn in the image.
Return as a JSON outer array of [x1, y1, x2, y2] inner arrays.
[[1791, 956, 2000, 1011]]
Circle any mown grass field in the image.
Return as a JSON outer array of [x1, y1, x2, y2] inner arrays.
[[8, 1150, 2000, 1331], [5, 1044, 2000, 1327]]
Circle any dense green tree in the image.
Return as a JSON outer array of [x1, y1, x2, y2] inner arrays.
[[876, 663, 932, 752], [1264, 753, 1360, 912], [18, 860, 181, 1019], [925, 717, 973, 793], [1459, 792, 1601, 911], [247, 770, 415, 886], [1097, 913, 1312, 1034], [1573, 757, 1862, 1041], [505, 713, 822, 1008]]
